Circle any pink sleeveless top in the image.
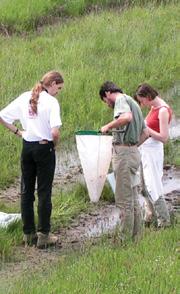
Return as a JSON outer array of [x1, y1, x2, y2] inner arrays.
[[146, 106, 172, 133]]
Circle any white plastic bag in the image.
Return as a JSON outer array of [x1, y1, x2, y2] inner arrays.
[[0, 212, 21, 228]]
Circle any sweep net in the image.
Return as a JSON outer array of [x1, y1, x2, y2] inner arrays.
[[76, 131, 112, 202]]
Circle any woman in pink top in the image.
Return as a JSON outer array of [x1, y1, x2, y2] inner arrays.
[[135, 83, 172, 228]]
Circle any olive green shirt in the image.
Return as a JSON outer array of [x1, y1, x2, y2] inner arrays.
[[113, 94, 146, 145]]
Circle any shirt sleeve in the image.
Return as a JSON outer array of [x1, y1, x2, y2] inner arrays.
[[49, 99, 62, 128], [142, 119, 146, 130], [0, 98, 21, 124], [114, 95, 131, 119]]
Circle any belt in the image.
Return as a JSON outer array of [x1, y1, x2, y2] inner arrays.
[[39, 140, 49, 144], [23, 139, 52, 145], [112, 142, 137, 147]]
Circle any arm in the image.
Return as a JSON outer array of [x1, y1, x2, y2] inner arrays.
[[137, 127, 149, 146], [51, 127, 60, 147], [0, 117, 22, 137], [148, 108, 169, 143], [100, 112, 132, 134]]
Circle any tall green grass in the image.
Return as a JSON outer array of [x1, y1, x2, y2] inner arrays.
[[52, 183, 89, 229], [1, 226, 179, 293], [0, 0, 61, 33], [0, 0, 178, 33], [0, 128, 21, 187], [0, 4, 179, 187], [0, 220, 22, 265]]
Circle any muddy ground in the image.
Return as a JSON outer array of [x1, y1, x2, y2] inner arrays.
[[0, 146, 180, 282]]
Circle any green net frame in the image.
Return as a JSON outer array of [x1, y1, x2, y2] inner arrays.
[[75, 130, 112, 136]]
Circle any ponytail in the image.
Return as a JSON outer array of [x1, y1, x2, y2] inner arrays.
[[30, 82, 43, 115], [29, 71, 63, 115]]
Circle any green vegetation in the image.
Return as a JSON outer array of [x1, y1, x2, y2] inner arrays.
[[0, 220, 22, 265], [165, 139, 180, 165], [1, 226, 179, 293], [0, 0, 178, 33], [0, 0, 60, 33], [0, 2, 179, 292], [52, 183, 90, 229], [0, 3, 179, 188]]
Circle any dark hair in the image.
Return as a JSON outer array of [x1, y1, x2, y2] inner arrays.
[[30, 71, 64, 114], [136, 83, 158, 100], [99, 81, 123, 100], [133, 93, 140, 105]]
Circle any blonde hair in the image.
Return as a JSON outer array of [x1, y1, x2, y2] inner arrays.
[[30, 71, 64, 114]]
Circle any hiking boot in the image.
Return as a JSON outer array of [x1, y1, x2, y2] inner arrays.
[[23, 233, 37, 246], [37, 232, 58, 249]]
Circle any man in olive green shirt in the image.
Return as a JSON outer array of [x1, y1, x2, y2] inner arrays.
[[99, 81, 149, 242]]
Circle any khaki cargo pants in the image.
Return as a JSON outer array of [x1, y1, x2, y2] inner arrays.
[[112, 145, 142, 242]]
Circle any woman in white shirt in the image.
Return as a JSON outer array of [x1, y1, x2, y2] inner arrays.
[[0, 70, 64, 248]]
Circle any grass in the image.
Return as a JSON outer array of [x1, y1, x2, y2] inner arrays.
[[0, 3, 179, 188], [165, 139, 180, 165], [52, 182, 114, 230], [0, 225, 179, 294], [52, 183, 90, 229], [0, 2, 179, 292], [0, 220, 22, 265], [0, 0, 178, 34], [0, 0, 61, 33]]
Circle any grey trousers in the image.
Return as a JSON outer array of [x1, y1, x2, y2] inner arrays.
[[112, 145, 142, 242]]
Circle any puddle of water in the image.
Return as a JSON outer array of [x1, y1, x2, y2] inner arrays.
[[163, 167, 180, 194]]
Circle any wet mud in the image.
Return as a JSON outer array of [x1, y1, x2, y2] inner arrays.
[[1, 148, 179, 249], [0, 126, 180, 280], [0, 146, 180, 238], [0, 162, 179, 282]]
